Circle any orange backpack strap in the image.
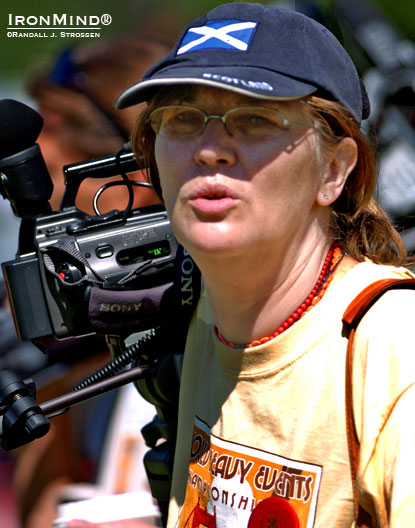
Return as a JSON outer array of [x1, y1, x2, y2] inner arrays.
[[342, 278, 415, 527]]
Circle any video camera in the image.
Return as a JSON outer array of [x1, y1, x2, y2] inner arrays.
[[0, 98, 199, 523], [0, 99, 179, 344]]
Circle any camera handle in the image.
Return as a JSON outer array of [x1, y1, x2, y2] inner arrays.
[[0, 363, 157, 451], [60, 149, 139, 210]]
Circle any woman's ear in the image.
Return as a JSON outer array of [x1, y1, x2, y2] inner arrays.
[[317, 137, 357, 206]]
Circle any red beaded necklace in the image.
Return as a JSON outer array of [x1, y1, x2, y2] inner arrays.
[[216, 246, 343, 348]]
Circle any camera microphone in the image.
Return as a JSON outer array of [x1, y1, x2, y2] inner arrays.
[[0, 99, 44, 159], [0, 99, 53, 218]]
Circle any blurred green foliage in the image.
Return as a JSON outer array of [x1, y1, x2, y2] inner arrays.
[[0, 0, 414, 84], [0, 0, 226, 81], [321, 0, 415, 39], [371, 0, 415, 39]]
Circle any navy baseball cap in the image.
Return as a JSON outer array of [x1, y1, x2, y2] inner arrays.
[[115, 2, 369, 123]]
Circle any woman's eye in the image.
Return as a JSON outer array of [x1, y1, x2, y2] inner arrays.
[[234, 111, 279, 128], [174, 111, 197, 122], [246, 114, 270, 124]]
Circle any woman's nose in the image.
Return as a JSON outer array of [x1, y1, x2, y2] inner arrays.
[[193, 119, 236, 167]]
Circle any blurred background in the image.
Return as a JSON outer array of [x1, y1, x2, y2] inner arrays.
[[2, 0, 414, 245], [1, 0, 414, 99], [0, 0, 414, 527]]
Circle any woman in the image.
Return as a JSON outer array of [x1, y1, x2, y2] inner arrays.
[[115, 3, 415, 527]]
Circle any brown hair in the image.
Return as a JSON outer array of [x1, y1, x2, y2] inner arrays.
[[131, 86, 185, 198], [131, 90, 409, 267], [303, 96, 408, 266]]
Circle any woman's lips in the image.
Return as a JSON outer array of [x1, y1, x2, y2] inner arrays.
[[188, 183, 240, 215], [189, 196, 239, 214]]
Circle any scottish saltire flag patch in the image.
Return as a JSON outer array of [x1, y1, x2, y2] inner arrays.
[[177, 20, 257, 55]]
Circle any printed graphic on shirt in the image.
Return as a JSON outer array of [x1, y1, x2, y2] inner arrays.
[[177, 417, 322, 528]]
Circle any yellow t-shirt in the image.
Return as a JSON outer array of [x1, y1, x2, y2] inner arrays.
[[168, 262, 415, 528]]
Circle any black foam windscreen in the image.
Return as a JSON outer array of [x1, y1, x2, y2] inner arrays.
[[0, 99, 44, 159]]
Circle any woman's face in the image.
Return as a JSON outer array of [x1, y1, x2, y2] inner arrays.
[[154, 86, 332, 260]]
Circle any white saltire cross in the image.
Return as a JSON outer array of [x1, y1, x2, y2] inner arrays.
[[177, 21, 257, 55]]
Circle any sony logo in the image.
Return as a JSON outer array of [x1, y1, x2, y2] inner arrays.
[[180, 248, 195, 306], [100, 302, 142, 313]]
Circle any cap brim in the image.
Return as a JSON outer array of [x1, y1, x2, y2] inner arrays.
[[114, 66, 318, 109]]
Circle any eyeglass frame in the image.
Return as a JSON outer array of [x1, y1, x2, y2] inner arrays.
[[146, 103, 315, 139]]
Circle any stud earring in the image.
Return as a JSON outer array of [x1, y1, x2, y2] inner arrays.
[[323, 193, 329, 199]]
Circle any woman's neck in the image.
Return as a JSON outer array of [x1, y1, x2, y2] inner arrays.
[[195, 238, 333, 346]]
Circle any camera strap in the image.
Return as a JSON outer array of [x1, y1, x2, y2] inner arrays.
[[77, 244, 201, 338]]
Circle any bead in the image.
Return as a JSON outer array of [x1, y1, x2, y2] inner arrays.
[[215, 245, 342, 348]]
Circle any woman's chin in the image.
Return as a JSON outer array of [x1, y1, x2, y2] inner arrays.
[[177, 228, 249, 260]]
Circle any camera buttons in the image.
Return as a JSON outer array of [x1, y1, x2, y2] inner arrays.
[[96, 245, 114, 259]]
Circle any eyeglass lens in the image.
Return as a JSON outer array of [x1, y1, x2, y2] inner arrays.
[[149, 106, 287, 138]]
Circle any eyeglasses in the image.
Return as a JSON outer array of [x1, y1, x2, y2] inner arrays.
[[147, 104, 311, 139]]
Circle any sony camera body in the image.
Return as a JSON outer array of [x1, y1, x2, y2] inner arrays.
[[0, 104, 178, 345], [2, 202, 177, 342]]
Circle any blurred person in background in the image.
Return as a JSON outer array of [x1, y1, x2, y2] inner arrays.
[[25, 35, 168, 214], [3, 34, 172, 528]]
